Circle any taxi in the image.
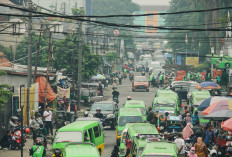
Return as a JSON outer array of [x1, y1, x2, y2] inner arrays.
[[124, 100, 147, 121], [53, 120, 104, 156], [116, 108, 144, 145], [132, 76, 149, 92]]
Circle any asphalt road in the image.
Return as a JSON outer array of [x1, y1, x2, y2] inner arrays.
[[102, 72, 158, 157]]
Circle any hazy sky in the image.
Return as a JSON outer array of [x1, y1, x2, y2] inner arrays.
[[133, 0, 170, 5]]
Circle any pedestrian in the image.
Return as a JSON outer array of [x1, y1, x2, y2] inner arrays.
[[30, 113, 43, 143], [159, 73, 164, 87], [182, 106, 189, 119], [43, 106, 53, 136], [98, 81, 103, 96], [216, 74, 221, 85], [182, 123, 194, 140], [203, 126, 214, 147], [174, 133, 186, 157], [147, 107, 153, 123], [192, 121, 203, 137], [151, 111, 158, 126], [187, 147, 198, 157], [183, 113, 193, 128], [194, 137, 208, 157], [191, 111, 199, 126], [125, 138, 132, 157]]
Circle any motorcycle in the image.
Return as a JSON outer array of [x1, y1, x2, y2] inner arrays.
[[141, 70, 145, 76], [10, 126, 30, 150], [113, 96, 119, 104], [123, 73, 127, 79], [129, 74, 133, 81]]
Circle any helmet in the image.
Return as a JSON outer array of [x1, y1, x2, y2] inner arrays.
[[25, 128, 30, 133], [127, 96, 132, 100], [96, 107, 101, 111], [35, 137, 43, 145], [35, 113, 41, 117], [17, 109, 21, 112], [130, 67, 132, 70], [11, 116, 19, 121]]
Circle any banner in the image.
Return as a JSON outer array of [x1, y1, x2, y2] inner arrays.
[[57, 86, 70, 98], [186, 57, 199, 67]]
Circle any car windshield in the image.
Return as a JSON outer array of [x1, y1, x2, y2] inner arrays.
[[55, 131, 82, 143], [119, 116, 143, 126], [135, 77, 147, 82], [157, 103, 175, 108], [91, 103, 114, 111]]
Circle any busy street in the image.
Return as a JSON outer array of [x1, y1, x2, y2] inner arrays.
[[1, 0, 232, 157]]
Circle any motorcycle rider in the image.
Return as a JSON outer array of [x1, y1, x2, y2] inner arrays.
[[95, 108, 103, 119], [112, 87, 120, 103], [118, 72, 122, 85], [35, 124, 47, 149], [29, 137, 46, 157], [0, 129, 13, 149], [129, 69, 134, 80], [30, 113, 43, 143], [8, 116, 19, 131]]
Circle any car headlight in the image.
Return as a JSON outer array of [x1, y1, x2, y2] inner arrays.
[[107, 114, 115, 118], [120, 149, 126, 154]]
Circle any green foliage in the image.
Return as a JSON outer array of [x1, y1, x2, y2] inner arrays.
[[15, 34, 102, 80], [195, 61, 210, 72], [106, 52, 119, 63], [72, 8, 85, 16], [92, 0, 139, 25], [0, 45, 14, 61], [0, 71, 13, 108]]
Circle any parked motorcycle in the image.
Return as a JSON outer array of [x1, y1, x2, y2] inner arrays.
[[10, 126, 30, 150]]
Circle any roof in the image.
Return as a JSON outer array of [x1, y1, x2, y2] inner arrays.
[[140, 5, 169, 11], [154, 97, 176, 104], [119, 108, 142, 116], [0, 52, 12, 67], [58, 121, 98, 132], [192, 90, 210, 96], [128, 123, 158, 135], [142, 142, 178, 155], [65, 144, 99, 157]]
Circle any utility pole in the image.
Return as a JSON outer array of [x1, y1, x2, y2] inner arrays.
[[45, 32, 52, 110], [77, 21, 83, 109], [27, 0, 32, 126]]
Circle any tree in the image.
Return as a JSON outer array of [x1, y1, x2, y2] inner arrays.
[[15, 34, 102, 80], [106, 51, 119, 63], [92, 0, 139, 25], [0, 44, 14, 61], [0, 71, 13, 108]]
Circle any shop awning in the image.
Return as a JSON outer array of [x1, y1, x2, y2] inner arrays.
[[102, 56, 111, 67]]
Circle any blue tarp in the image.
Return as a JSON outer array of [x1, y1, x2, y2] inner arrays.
[[164, 53, 173, 58], [200, 82, 218, 88]]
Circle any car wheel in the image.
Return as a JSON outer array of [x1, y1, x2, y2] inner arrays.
[[99, 149, 102, 157], [117, 139, 120, 146]]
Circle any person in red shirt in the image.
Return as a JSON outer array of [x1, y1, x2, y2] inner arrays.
[[125, 139, 132, 156]]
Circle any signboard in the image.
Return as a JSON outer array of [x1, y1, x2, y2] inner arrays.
[[219, 61, 232, 69], [186, 57, 199, 67]]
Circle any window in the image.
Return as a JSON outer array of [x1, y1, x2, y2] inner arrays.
[[148, 15, 153, 19], [54, 131, 82, 143], [93, 126, 100, 138], [98, 124, 101, 136]]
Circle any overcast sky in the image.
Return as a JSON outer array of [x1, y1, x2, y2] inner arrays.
[[133, 0, 170, 5]]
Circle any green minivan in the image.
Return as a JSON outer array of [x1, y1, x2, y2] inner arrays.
[[124, 100, 147, 121], [152, 97, 177, 116], [155, 89, 181, 113], [53, 120, 104, 156], [119, 123, 159, 157], [62, 143, 100, 157], [130, 137, 178, 157], [116, 108, 144, 145]]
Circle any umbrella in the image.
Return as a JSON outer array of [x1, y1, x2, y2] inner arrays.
[[195, 81, 221, 89], [198, 96, 232, 111], [202, 100, 232, 115], [91, 76, 99, 80], [204, 110, 232, 121], [96, 74, 105, 80], [221, 118, 232, 132]]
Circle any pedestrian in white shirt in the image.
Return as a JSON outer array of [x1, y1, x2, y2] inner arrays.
[[174, 133, 186, 157], [43, 106, 53, 136]]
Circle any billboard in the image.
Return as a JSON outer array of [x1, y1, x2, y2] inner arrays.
[[186, 57, 199, 67]]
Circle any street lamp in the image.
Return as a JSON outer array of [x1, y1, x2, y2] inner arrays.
[[220, 50, 224, 61]]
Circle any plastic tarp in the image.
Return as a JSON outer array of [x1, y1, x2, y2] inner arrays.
[[36, 76, 57, 103], [200, 82, 218, 88]]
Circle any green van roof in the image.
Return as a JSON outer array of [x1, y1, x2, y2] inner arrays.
[[142, 142, 178, 156], [119, 108, 142, 116], [64, 143, 99, 157], [128, 123, 159, 136], [58, 121, 98, 132], [153, 97, 176, 104], [192, 90, 210, 96]]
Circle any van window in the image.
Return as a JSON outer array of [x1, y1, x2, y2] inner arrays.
[[93, 126, 100, 138], [88, 129, 94, 143], [119, 116, 143, 126], [55, 131, 82, 143]]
